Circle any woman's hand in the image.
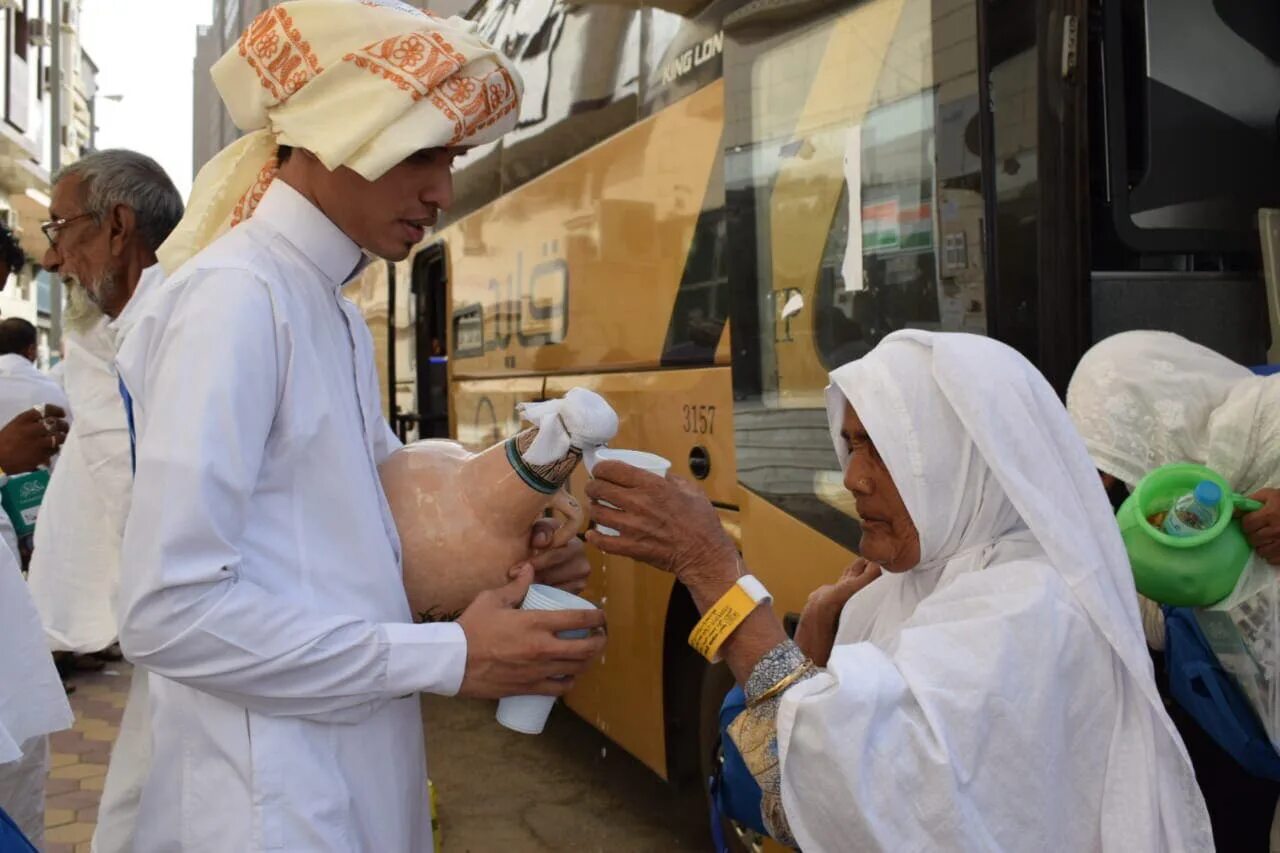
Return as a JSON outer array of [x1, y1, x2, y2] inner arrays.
[[584, 461, 738, 598], [1243, 489, 1280, 565], [794, 559, 881, 666]]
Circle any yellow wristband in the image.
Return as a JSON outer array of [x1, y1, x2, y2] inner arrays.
[[688, 575, 771, 662]]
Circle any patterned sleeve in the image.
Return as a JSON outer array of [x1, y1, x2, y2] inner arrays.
[[727, 640, 818, 848]]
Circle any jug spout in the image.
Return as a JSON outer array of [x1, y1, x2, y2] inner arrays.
[[506, 427, 583, 495]]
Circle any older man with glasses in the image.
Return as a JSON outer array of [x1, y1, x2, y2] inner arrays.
[[24, 148, 184, 853]]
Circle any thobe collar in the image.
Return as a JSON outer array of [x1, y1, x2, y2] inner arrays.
[[252, 181, 371, 289]]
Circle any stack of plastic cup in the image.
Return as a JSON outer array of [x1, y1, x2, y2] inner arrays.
[[587, 448, 672, 536], [496, 584, 599, 735]]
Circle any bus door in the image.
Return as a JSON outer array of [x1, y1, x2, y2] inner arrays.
[[412, 244, 451, 440]]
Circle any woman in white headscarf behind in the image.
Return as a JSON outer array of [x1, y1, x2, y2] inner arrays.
[[1068, 330, 1280, 850], [585, 330, 1211, 850]]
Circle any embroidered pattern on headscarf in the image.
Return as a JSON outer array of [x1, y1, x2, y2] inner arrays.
[[344, 32, 468, 101], [432, 69, 520, 146], [231, 156, 281, 228], [239, 8, 324, 100]]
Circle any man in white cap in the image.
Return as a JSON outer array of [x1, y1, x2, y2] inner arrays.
[[115, 3, 604, 850]]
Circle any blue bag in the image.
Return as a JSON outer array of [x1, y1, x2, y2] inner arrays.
[[709, 684, 767, 845], [1164, 605, 1280, 780]]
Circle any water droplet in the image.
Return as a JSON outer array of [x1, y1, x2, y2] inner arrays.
[[601, 747, 608, 759], [600, 596, 608, 606]]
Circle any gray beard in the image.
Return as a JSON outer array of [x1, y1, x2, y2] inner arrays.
[[63, 276, 106, 337]]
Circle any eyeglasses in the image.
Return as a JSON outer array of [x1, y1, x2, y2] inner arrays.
[[40, 212, 95, 247]]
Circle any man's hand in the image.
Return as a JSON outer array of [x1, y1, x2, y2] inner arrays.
[[456, 565, 607, 699], [518, 519, 590, 594], [794, 559, 881, 666], [1243, 489, 1280, 565], [0, 405, 68, 474]]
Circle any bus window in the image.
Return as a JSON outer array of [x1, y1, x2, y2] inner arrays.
[[726, 0, 984, 548]]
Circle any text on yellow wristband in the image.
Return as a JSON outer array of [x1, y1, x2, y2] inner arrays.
[[688, 582, 759, 662]]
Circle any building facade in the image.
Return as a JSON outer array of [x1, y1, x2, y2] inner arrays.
[[0, 0, 97, 364]]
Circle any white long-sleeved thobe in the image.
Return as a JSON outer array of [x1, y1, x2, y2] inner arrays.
[[115, 181, 467, 852]]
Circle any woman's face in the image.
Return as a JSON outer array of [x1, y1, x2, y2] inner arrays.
[[841, 403, 922, 572]]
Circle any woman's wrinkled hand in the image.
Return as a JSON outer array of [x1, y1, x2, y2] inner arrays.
[[1243, 489, 1280, 565], [583, 461, 738, 590], [794, 559, 881, 666]]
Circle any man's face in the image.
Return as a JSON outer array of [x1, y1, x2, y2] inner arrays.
[[312, 148, 460, 262], [41, 175, 123, 316]]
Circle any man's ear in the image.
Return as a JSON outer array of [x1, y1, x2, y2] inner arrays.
[[109, 203, 138, 257]]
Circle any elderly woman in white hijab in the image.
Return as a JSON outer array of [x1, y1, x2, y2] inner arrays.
[[586, 330, 1211, 851], [1068, 330, 1280, 849]]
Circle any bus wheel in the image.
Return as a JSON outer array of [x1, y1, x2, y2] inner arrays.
[[699, 662, 767, 853]]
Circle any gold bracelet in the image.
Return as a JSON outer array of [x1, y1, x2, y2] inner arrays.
[[748, 661, 816, 709]]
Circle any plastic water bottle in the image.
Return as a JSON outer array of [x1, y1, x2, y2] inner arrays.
[[1162, 480, 1223, 537]]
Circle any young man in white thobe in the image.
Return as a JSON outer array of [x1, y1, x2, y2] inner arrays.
[[30, 148, 184, 853], [115, 4, 604, 850]]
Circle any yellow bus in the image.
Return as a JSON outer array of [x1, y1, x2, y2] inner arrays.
[[346, 0, 1279, 847]]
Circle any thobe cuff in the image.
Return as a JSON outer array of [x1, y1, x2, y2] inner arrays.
[[382, 621, 468, 697]]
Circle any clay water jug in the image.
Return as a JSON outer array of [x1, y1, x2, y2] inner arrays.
[[382, 389, 617, 621]]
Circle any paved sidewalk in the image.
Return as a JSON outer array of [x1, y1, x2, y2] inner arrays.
[[39, 664, 711, 852], [43, 663, 131, 853]]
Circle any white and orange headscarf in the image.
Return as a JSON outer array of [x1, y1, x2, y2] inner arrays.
[[159, 0, 522, 272]]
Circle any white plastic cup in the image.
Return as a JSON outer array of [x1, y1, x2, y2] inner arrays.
[[587, 448, 672, 536], [496, 584, 599, 735]]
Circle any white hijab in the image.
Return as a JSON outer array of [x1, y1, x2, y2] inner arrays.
[[779, 330, 1211, 850], [1067, 330, 1280, 494]]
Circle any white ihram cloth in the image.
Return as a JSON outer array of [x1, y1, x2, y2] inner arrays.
[[48, 265, 165, 853], [114, 181, 468, 852], [0, 540, 72, 841], [771, 331, 1211, 851], [159, 0, 522, 273], [1066, 330, 1280, 648], [0, 352, 71, 559], [27, 274, 162, 655], [1067, 330, 1278, 496]]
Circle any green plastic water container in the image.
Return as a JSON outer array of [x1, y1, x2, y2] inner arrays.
[[1116, 462, 1259, 606]]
